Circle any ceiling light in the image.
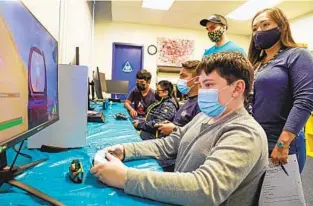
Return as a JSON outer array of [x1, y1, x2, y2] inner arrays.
[[142, 0, 175, 11], [226, 0, 284, 21]]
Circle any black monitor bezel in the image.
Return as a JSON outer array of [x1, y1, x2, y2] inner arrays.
[[93, 67, 106, 99], [0, 0, 59, 150]]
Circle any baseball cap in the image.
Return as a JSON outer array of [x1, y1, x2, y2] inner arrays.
[[200, 14, 228, 29]]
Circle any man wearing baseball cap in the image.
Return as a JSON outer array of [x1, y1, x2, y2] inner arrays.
[[200, 14, 246, 56]]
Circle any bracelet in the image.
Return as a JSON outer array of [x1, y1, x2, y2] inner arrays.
[[276, 141, 290, 149]]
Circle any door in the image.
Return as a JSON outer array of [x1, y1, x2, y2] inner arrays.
[[112, 43, 144, 100]]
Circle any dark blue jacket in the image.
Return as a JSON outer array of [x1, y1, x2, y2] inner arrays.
[[137, 97, 178, 140]]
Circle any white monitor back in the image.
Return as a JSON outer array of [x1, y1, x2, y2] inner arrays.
[[28, 64, 88, 148]]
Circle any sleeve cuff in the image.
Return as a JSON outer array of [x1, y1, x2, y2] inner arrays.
[[123, 143, 137, 162], [283, 107, 311, 135]]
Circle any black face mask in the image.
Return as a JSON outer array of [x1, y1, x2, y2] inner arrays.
[[207, 28, 224, 43], [253, 27, 281, 49], [137, 83, 146, 91], [155, 93, 162, 101]]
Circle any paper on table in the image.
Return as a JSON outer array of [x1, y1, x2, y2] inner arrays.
[[259, 154, 306, 206]]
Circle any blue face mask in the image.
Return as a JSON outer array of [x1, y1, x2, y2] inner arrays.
[[198, 87, 232, 118], [177, 78, 196, 95], [176, 79, 190, 95]]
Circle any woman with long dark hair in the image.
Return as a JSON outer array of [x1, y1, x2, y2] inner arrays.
[[133, 80, 179, 140], [248, 7, 313, 172]]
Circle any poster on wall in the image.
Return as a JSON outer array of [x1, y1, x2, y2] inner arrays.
[[157, 37, 194, 67]]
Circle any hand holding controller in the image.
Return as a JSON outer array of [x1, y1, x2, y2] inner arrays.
[[93, 144, 125, 166], [154, 120, 170, 128]]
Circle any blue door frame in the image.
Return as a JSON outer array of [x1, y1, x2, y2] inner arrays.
[[111, 42, 144, 100]]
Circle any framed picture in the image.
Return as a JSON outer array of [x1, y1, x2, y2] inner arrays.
[[157, 37, 194, 67]]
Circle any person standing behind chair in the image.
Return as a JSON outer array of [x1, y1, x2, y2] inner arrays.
[[124, 69, 156, 118], [157, 60, 201, 136], [248, 7, 313, 173], [200, 14, 246, 57]]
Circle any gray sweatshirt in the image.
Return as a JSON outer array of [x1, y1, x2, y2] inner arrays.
[[123, 107, 268, 206]]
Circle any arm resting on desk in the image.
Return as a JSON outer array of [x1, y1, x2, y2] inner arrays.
[[123, 128, 182, 162], [124, 130, 265, 206], [123, 113, 200, 162]]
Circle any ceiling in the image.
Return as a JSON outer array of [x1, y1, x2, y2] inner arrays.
[[97, 0, 313, 36]]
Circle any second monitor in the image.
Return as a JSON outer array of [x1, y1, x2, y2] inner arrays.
[[106, 80, 129, 102]]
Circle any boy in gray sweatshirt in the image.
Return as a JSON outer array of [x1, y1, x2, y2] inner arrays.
[[91, 52, 268, 206]]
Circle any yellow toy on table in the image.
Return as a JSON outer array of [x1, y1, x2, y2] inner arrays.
[[305, 112, 313, 157]]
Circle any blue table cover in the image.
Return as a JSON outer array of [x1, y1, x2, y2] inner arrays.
[[0, 103, 165, 205]]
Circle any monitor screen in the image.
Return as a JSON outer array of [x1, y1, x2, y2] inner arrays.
[[0, 1, 59, 149], [106, 80, 129, 94], [29, 47, 46, 94]]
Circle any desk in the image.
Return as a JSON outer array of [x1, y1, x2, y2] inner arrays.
[[1, 103, 165, 206]]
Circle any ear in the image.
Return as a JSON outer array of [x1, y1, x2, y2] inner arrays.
[[232, 80, 245, 98], [277, 26, 285, 32]]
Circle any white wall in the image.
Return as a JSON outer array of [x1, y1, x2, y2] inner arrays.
[[291, 12, 313, 51], [62, 0, 93, 69], [22, 0, 93, 69], [94, 22, 250, 87], [21, 0, 60, 40]]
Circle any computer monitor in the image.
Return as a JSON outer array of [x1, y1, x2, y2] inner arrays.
[[106, 80, 129, 94], [106, 80, 129, 101], [0, 1, 62, 205], [93, 67, 107, 100]]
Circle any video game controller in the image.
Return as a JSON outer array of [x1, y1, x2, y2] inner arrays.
[[155, 120, 170, 127], [93, 150, 108, 166], [114, 113, 128, 120]]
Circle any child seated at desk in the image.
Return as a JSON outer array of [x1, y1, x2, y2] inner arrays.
[[91, 52, 268, 206], [133, 80, 179, 140]]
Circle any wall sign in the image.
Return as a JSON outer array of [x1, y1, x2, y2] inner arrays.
[[122, 61, 133, 73]]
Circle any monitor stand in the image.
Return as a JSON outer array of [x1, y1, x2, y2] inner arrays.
[[0, 151, 64, 206]]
